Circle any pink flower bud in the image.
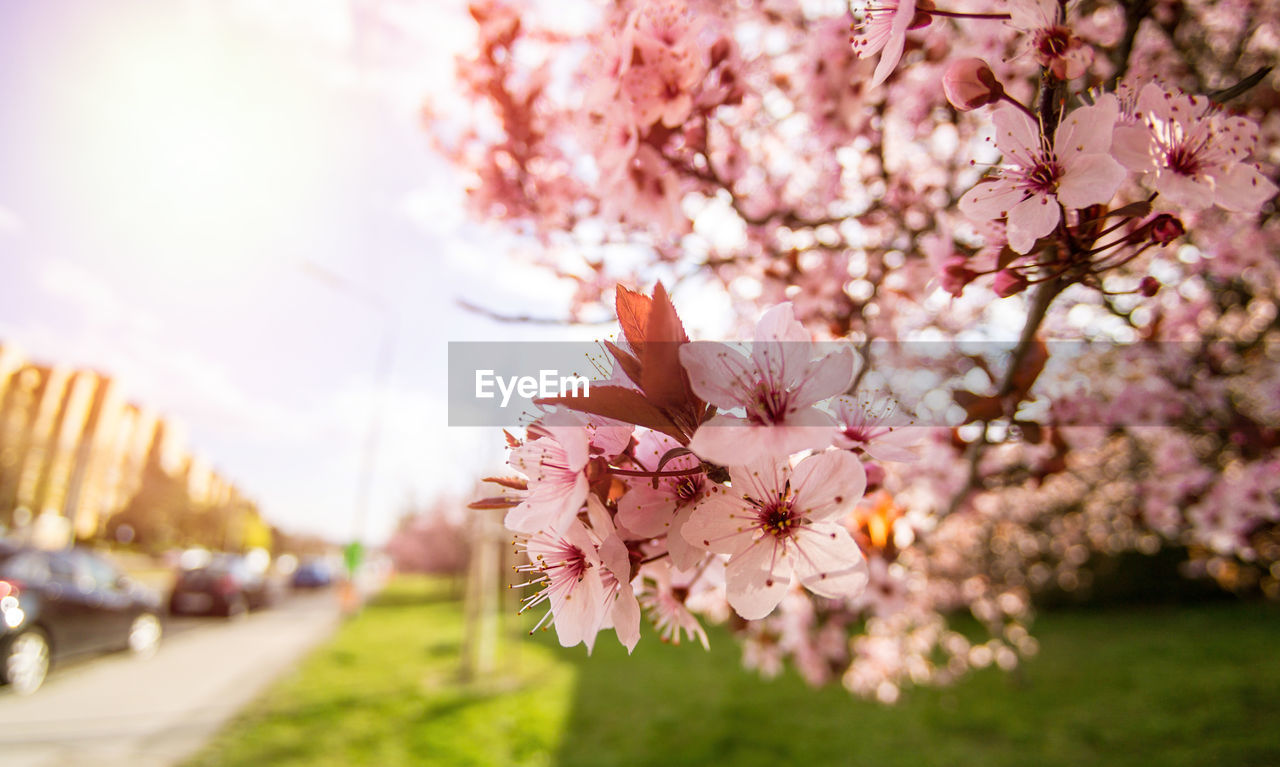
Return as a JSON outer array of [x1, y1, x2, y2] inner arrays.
[[940, 256, 978, 297], [864, 461, 886, 491], [1139, 276, 1160, 297], [943, 58, 1004, 111], [993, 268, 1029, 298], [1150, 214, 1185, 245]]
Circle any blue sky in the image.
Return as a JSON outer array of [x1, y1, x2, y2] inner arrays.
[[0, 0, 600, 543]]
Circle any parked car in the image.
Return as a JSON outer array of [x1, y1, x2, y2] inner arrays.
[[290, 558, 334, 590], [0, 541, 164, 695], [168, 555, 279, 618]]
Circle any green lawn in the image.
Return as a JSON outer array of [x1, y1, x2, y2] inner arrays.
[[185, 577, 1280, 767]]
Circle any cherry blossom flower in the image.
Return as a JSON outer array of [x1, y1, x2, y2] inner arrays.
[[1008, 0, 1093, 79], [959, 95, 1126, 253], [505, 413, 631, 535], [514, 519, 609, 650], [617, 431, 706, 570], [679, 304, 855, 465], [618, 1, 706, 129], [682, 450, 870, 620], [1112, 83, 1278, 213], [637, 560, 710, 649], [831, 394, 920, 462], [851, 0, 922, 89], [514, 497, 641, 653], [504, 422, 590, 534]]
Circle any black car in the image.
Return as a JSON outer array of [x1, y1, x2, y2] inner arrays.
[[0, 542, 164, 695], [169, 555, 279, 617]]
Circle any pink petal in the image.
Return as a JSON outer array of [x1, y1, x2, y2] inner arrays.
[[587, 416, 635, 459], [750, 338, 814, 393], [1111, 125, 1156, 173], [864, 428, 922, 463], [1055, 95, 1118, 163], [1136, 82, 1172, 126], [790, 450, 866, 521], [683, 490, 755, 555], [551, 569, 605, 650], [543, 424, 590, 472], [753, 303, 810, 343], [1057, 153, 1125, 209], [959, 181, 1024, 223], [679, 341, 753, 410], [609, 578, 642, 653], [1006, 194, 1060, 254], [617, 485, 677, 538], [726, 459, 788, 502], [1156, 171, 1214, 211], [792, 524, 869, 600], [790, 346, 857, 409], [992, 104, 1040, 168], [725, 538, 792, 619], [504, 472, 589, 534], [668, 505, 703, 571], [1009, 0, 1056, 29], [868, 0, 916, 89], [687, 413, 834, 465], [1210, 164, 1279, 213]]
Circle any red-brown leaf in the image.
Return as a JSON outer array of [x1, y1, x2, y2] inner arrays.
[[615, 285, 653, 351], [639, 283, 696, 413], [468, 496, 520, 510], [537, 385, 686, 442]]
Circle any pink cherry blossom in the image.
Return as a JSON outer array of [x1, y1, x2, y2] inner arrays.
[[514, 497, 641, 653], [680, 304, 854, 465], [1111, 83, 1278, 213], [682, 450, 870, 620], [831, 394, 920, 462], [637, 560, 710, 649], [616, 430, 706, 570], [618, 1, 706, 129], [959, 95, 1126, 253], [504, 421, 590, 534], [514, 519, 609, 650], [851, 0, 921, 89], [1008, 0, 1093, 79]]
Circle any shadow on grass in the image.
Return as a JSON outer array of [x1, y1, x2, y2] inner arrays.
[[547, 601, 1280, 767]]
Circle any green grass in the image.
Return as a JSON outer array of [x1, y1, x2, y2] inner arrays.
[[183, 577, 577, 767], [186, 578, 1280, 767]]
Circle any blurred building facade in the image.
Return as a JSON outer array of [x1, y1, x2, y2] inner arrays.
[[0, 342, 262, 550]]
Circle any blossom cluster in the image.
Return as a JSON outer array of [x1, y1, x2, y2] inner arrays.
[[479, 286, 926, 653]]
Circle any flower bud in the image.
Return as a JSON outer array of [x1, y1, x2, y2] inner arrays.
[[943, 58, 1004, 111], [1139, 276, 1160, 297], [709, 37, 732, 68], [864, 461, 886, 491], [1150, 214, 1185, 245], [940, 256, 978, 297], [993, 268, 1029, 298]]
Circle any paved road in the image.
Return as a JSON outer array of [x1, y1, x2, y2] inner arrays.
[[0, 590, 342, 767]]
